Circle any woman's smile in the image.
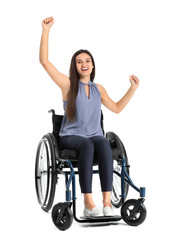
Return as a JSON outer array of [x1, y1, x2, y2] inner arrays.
[[81, 67, 89, 71]]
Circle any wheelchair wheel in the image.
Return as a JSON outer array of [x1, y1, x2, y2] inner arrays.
[[51, 203, 73, 231], [35, 133, 57, 212], [121, 199, 147, 226], [111, 140, 129, 208]]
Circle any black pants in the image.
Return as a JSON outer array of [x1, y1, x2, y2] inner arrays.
[[59, 135, 113, 193]]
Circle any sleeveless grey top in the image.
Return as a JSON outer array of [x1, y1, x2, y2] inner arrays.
[[59, 79, 104, 138]]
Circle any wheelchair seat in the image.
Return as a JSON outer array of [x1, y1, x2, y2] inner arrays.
[[59, 147, 99, 167]]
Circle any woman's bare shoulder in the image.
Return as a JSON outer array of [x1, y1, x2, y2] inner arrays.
[[95, 83, 104, 95]]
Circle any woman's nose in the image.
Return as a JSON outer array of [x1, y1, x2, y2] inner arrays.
[[81, 63, 87, 68]]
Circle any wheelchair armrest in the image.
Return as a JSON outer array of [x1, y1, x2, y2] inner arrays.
[[106, 131, 124, 156]]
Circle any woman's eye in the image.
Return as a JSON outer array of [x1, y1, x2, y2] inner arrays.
[[77, 60, 90, 63]]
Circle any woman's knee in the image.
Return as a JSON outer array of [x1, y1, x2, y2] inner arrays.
[[91, 136, 111, 149], [79, 138, 94, 153]]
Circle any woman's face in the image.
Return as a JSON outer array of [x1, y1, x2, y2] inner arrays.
[[75, 53, 94, 78]]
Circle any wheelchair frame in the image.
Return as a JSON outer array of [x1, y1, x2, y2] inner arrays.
[[56, 156, 145, 224], [35, 109, 147, 230]]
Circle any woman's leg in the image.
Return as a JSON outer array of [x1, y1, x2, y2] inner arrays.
[[59, 135, 96, 209], [102, 191, 112, 208], [83, 193, 96, 210], [89, 135, 113, 207]]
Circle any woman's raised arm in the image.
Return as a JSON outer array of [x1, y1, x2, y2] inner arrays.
[[97, 75, 139, 114], [39, 17, 70, 91]]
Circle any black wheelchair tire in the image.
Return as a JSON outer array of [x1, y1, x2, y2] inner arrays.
[[121, 199, 147, 226], [111, 139, 129, 208], [51, 203, 73, 231], [35, 133, 57, 212]]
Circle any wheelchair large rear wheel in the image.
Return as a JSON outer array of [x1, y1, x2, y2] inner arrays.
[[35, 133, 57, 212], [111, 141, 129, 208]]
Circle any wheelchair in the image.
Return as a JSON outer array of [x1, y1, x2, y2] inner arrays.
[[35, 109, 147, 231]]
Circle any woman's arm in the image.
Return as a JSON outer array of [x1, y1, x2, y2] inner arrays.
[[97, 75, 139, 114], [39, 17, 54, 64], [39, 17, 70, 90]]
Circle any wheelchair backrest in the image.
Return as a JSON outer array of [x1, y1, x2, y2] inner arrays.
[[49, 109, 105, 142]]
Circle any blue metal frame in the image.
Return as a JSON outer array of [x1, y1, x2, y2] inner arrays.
[[120, 156, 145, 199], [57, 156, 146, 201], [56, 156, 145, 223]]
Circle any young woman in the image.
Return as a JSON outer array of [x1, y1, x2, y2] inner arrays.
[[39, 17, 139, 217]]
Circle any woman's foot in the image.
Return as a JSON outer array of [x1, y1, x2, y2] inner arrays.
[[83, 193, 102, 217], [103, 201, 115, 216], [102, 195, 115, 216], [84, 202, 96, 211], [103, 206, 115, 216], [83, 193, 96, 211], [83, 206, 103, 217]]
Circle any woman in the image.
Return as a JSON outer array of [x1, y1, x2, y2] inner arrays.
[[39, 17, 139, 217]]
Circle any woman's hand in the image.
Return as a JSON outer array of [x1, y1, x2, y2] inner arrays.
[[41, 16, 54, 31], [129, 75, 139, 90]]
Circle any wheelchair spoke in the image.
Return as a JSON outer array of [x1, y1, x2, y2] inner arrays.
[[112, 174, 121, 204], [112, 186, 120, 203], [111, 156, 129, 208], [35, 133, 57, 212], [36, 140, 49, 205]]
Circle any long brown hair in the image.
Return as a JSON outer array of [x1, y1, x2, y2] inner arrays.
[[66, 49, 96, 122]]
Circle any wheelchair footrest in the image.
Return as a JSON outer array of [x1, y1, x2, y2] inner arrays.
[[80, 215, 122, 221]]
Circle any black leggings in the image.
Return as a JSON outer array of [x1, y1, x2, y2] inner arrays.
[[59, 135, 113, 193]]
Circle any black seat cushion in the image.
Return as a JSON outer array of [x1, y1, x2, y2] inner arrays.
[[59, 148, 99, 167]]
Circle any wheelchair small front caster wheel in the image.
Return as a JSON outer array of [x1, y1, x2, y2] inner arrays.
[[121, 199, 147, 226], [51, 203, 73, 231]]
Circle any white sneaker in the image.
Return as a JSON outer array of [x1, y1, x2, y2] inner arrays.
[[83, 207, 103, 217], [103, 206, 115, 216]]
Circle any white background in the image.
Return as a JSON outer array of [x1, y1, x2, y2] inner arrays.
[[1, 0, 168, 238]]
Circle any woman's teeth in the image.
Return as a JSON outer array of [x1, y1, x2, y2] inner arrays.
[[82, 68, 88, 71]]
